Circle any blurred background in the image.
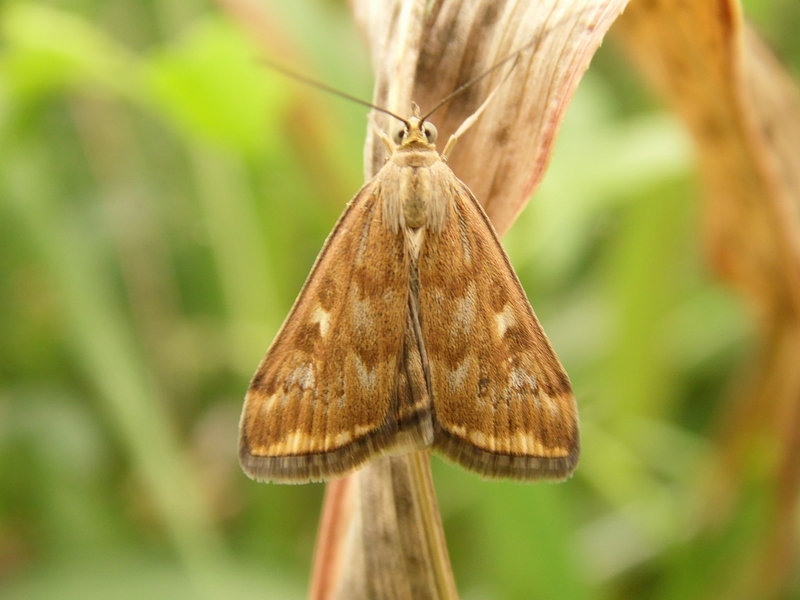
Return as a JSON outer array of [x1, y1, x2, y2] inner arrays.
[[1, 0, 799, 599]]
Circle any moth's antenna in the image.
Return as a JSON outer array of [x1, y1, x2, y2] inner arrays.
[[261, 58, 409, 126], [421, 13, 587, 122], [420, 47, 525, 122]]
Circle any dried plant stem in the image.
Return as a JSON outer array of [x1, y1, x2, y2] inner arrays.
[[408, 452, 459, 600], [310, 454, 457, 599]]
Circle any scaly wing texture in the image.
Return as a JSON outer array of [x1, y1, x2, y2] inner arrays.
[[240, 181, 430, 483], [419, 176, 580, 481]]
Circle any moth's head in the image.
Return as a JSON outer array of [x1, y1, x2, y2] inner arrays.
[[391, 116, 438, 150]]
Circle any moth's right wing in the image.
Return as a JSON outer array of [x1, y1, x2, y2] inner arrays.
[[419, 176, 579, 481], [239, 181, 432, 483]]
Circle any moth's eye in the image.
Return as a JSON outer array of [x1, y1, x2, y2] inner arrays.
[[392, 123, 408, 145], [422, 122, 438, 144]]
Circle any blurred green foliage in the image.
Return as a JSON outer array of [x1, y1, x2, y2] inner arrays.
[[0, 1, 798, 599]]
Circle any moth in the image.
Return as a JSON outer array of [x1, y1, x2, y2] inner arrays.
[[239, 94, 580, 484]]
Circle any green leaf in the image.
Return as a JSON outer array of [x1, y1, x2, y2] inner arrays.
[[0, 4, 135, 99], [143, 17, 287, 153]]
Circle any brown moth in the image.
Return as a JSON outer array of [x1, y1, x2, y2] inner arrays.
[[239, 103, 580, 484]]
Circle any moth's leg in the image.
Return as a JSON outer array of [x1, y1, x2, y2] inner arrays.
[[370, 113, 396, 156], [441, 60, 515, 159], [442, 82, 502, 158]]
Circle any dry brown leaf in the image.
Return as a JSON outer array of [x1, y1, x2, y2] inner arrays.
[[311, 1, 627, 598], [615, 1, 800, 596]]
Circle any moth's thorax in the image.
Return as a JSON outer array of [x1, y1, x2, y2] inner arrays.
[[380, 145, 452, 237]]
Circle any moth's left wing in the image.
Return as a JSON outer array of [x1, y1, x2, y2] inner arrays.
[[239, 179, 431, 483], [419, 178, 579, 481]]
